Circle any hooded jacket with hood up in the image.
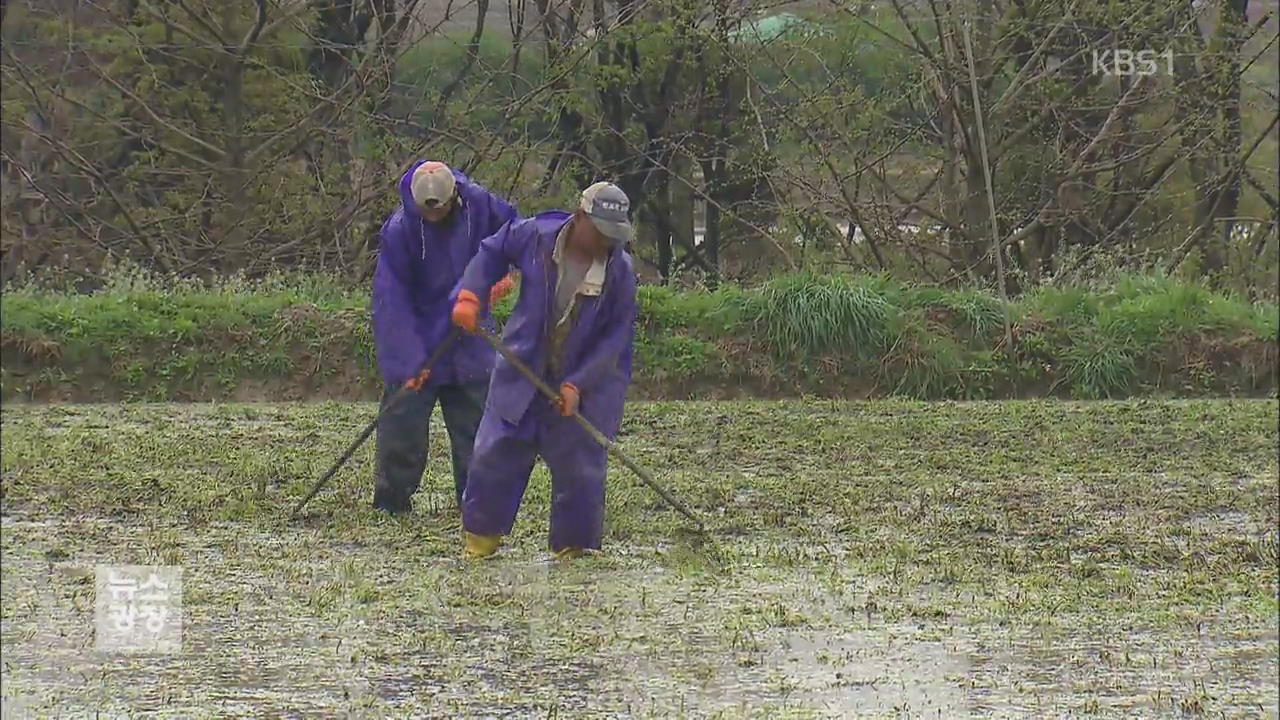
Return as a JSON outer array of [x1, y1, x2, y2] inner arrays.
[[371, 161, 518, 387]]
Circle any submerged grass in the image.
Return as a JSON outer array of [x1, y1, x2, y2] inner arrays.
[[1, 399, 1277, 716], [1, 271, 1275, 401]]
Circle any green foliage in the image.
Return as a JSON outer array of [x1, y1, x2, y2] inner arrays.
[[882, 309, 969, 397], [0, 1, 379, 279], [905, 286, 1010, 343], [638, 285, 742, 333], [1254, 304, 1279, 342], [4, 0, 1275, 295], [1016, 274, 1278, 397], [635, 334, 720, 380], [738, 272, 895, 362], [1060, 331, 1139, 399], [398, 31, 550, 134], [0, 269, 1274, 402], [1, 268, 374, 399], [1101, 276, 1236, 346], [752, 11, 918, 100]]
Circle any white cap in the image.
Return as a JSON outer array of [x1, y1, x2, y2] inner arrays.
[[411, 161, 457, 208]]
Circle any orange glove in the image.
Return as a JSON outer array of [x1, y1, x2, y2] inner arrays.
[[490, 273, 516, 305], [404, 368, 431, 392], [557, 382, 579, 417], [451, 289, 481, 333]]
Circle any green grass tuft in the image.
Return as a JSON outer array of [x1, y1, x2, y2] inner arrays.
[[739, 272, 894, 362]]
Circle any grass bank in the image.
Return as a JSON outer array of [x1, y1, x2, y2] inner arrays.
[[1, 271, 1276, 401], [2, 399, 1276, 716]]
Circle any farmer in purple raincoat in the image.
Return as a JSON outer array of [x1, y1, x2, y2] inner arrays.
[[370, 160, 518, 514], [450, 181, 638, 560]]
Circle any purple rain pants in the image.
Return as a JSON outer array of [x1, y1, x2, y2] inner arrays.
[[461, 397, 606, 552]]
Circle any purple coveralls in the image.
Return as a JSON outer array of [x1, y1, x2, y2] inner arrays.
[[456, 211, 638, 551]]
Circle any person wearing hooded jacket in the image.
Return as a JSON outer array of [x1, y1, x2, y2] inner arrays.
[[370, 160, 518, 514], [449, 181, 638, 560]]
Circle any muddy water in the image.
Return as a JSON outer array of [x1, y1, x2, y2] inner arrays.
[[3, 514, 1276, 718], [5, 395, 1280, 715]]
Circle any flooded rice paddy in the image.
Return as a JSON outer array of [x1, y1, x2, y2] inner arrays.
[[2, 400, 1277, 717]]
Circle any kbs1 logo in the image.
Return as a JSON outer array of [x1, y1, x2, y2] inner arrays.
[[1092, 48, 1174, 77]]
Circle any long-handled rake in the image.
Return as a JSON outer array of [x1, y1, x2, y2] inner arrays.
[[290, 331, 461, 518]]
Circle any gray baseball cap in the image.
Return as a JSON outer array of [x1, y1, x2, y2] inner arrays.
[[580, 181, 632, 244]]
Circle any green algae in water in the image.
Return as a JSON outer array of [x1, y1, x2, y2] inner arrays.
[[1, 400, 1277, 716]]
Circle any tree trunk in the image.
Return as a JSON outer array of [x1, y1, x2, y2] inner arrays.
[[534, 0, 591, 193], [1212, 0, 1248, 261], [1174, 0, 1250, 277], [436, 0, 490, 113], [307, 1, 373, 91], [218, 2, 248, 265], [959, 0, 999, 278], [699, 156, 722, 287], [667, 151, 695, 282]]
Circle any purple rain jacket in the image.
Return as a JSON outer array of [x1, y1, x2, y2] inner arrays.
[[371, 161, 518, 387], [458, 211, 637, 438]]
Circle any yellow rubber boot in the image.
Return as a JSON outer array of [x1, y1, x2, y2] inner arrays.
[[551, 547, 585, 561], [463, 531, 501, 559]]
